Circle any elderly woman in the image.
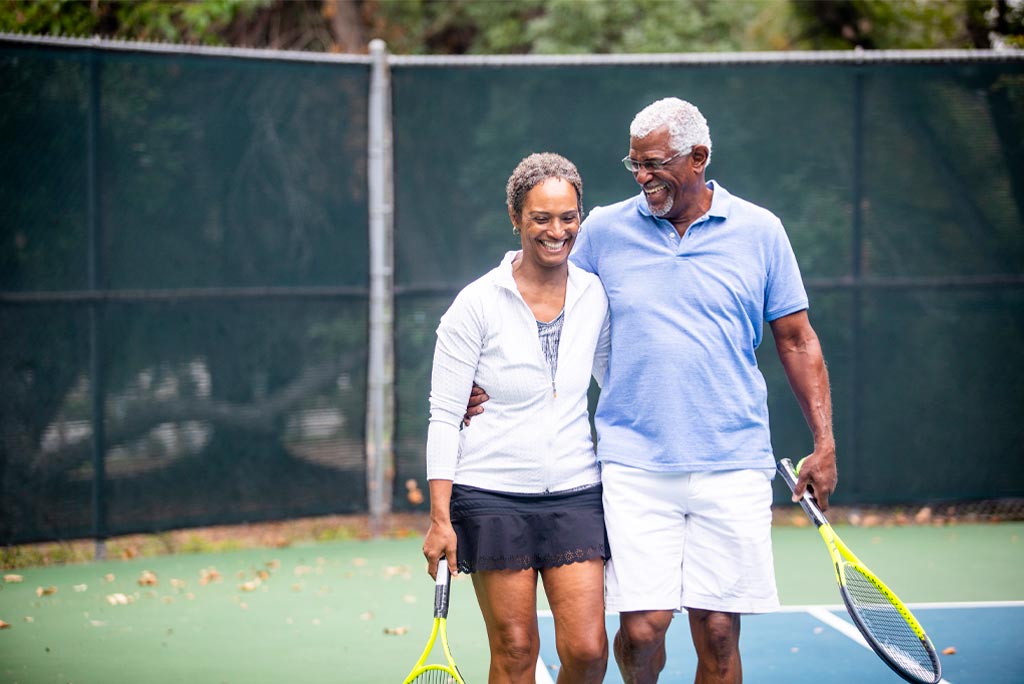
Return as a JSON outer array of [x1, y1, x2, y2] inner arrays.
[[422, 153, 610, 684]]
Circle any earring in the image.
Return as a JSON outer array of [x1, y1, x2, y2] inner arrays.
[[512, 226, 521, 236]]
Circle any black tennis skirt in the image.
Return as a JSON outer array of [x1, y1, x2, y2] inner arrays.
[[450, 483, 609, 574]]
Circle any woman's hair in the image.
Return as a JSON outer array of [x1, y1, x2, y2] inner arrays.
[[630, 97, 712, 166], [505, 152, 583, 219]]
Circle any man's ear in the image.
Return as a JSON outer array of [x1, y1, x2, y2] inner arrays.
[[691, 145, 710, 170]]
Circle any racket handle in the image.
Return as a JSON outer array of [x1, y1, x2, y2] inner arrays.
[[777, 458, 828, 528], [434, 557, 451, 619]]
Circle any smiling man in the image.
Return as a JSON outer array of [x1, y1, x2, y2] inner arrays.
[[570, 98, 839, 683]]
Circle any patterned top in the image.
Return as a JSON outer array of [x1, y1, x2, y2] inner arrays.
[[536, 310, 565, 383]]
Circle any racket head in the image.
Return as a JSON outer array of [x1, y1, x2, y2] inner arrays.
[[836, 546, 942, 684]]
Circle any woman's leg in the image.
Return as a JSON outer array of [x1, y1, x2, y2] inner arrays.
[[472, 568, 542, 684], [541, 558, 608, 683]]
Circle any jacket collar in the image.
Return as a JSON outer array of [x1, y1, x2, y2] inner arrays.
[[492, 250, 592, 314]]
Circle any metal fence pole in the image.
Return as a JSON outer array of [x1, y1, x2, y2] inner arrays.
[[366, 39, 396, 535], [848, 70, 865, 499], [87, 47, 108, 559]]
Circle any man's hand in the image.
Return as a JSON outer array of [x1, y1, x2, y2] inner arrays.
[[463, 383, 489, 426], [791, 450, 838, 511]]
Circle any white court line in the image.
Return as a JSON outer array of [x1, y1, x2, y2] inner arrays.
[[806, 606, 954, 684], [537, 599, 1024, 619]]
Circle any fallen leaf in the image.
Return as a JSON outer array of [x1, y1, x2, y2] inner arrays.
[[383, 626, 409, 635], [0, 620, 11, 629], [359, 611, 373, 621], [942, 646, 957, 655], [199, 567, 221, 585], [106, 593, 131, 606], [256, 570, 270, 581], [35, 586, 57, 597], [103, 574, 115, 583], [914, 507, 933, 524], [403, 594, 417, 604], [239, 580, 261, 592], [73, 584, 88, 593], [170, 578, 187, 589], [137, 570, 158, 587], [352, 558, 368, 567], [23, 617, 34, 623], [266, 560, 281, 571], [4, 574, 23, 583]]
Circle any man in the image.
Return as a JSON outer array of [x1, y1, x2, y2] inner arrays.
[[468, 97, 837, 683]]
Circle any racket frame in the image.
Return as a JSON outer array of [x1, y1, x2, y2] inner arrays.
[[777, 458, 942, 684], [402, 561, 467, 684]]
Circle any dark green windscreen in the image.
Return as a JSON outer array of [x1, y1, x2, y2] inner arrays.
[[391, 60, 1024, 510], [1, 42, 371, 543], [2, 41, 1022, 543]]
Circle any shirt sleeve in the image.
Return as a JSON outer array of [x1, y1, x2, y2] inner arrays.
[[592, 310, 611, 388], [426, 291, 485, 481], [765, 222, 809, 322], [570, 211, 598, 275]]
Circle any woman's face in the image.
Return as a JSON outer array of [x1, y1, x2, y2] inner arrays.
[[511, 177, 580, 270]]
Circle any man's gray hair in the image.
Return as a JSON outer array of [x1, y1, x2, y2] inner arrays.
[[506, 152, 583, 219], [630, 97, 712, 165]]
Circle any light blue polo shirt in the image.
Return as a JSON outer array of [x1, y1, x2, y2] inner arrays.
[[571, 181, 808, 471]]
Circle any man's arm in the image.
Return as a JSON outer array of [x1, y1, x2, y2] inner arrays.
[[770, 310, 838, 509]]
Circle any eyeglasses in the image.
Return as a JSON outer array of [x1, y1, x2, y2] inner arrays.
[[621, 148, 690, 173]]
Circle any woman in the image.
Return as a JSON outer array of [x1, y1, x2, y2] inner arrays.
[[422, 152, 610, 684]]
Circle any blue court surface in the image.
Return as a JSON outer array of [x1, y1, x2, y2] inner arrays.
[[536, 602, 1024, 684]]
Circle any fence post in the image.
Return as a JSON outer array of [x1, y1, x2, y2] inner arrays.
[[366, 39, 396, 535], [87, 45, 108, 560]]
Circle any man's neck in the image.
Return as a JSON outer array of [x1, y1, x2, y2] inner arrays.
[[669, 183, 714, 237]]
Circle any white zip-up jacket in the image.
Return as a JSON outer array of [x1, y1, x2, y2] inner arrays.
[[426, 251, 610, 493]]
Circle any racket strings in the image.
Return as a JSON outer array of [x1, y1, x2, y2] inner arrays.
[[408, 671, 461, 684], [843, 563, 938, 681]]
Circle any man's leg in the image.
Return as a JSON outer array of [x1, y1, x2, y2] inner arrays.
[[688, 608, 741, 684], [613, 609, 674, 684]]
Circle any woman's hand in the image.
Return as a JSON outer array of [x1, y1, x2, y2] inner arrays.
[[422, 520, 459, 579]]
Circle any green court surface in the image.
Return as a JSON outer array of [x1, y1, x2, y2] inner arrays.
[[1, 523, 1021, 683]]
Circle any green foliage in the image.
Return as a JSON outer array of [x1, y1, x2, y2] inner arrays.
[[373, 0, 797, 54], [0, 0, 267, 44]]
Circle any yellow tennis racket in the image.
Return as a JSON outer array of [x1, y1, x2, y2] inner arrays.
[[778, 458, 941, 684], [402, 560, 466, 684]]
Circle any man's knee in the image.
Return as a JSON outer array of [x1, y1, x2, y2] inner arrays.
[[618, 611, 673, 652], [691, 610, 740, 660]]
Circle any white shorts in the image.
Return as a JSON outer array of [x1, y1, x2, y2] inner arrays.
[[602, 462, 779, 615]]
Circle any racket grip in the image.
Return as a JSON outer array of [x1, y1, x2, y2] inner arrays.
[[777, 458, 827, 527], [434, 558, 451, 619]]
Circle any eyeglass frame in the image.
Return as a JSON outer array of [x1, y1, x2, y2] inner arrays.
[[621, 147, 692, 173]]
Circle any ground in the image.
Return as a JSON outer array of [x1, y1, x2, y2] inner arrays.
[[3, 501, 1021, 570]]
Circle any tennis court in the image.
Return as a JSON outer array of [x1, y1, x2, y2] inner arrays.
[[1, 522, 1020, 683]]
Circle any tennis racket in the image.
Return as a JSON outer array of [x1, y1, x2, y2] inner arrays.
[[402, 560, 466, 684], [777, 458, 942, 684]]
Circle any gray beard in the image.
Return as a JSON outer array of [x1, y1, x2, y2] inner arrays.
[[647, 194, 673, 218]]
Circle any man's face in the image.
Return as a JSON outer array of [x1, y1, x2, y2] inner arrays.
[[627, 125, 690, 220]]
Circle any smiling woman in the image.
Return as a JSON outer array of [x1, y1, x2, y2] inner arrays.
[[418, 153, 613, 683]]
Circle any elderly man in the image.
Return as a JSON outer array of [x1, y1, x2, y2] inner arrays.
[[467, 97, 837, 683]]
